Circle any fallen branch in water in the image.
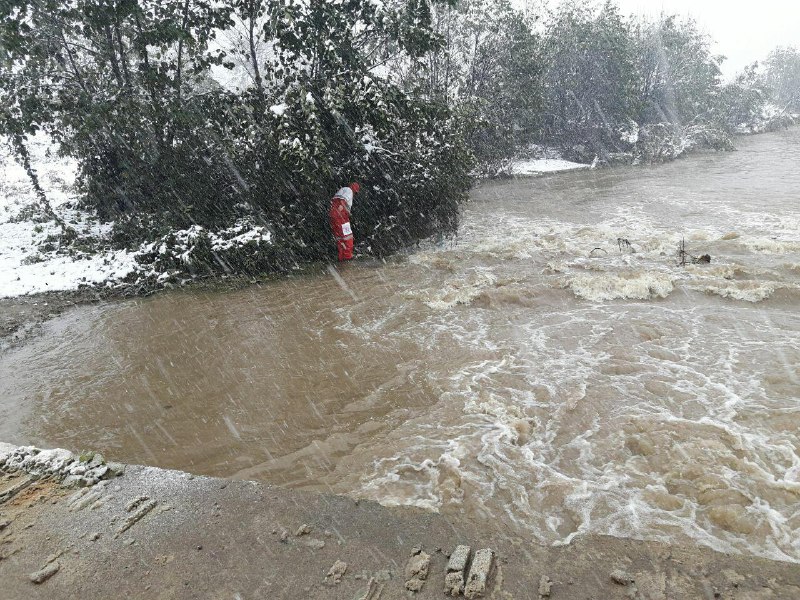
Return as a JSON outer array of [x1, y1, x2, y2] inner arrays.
[[677, 238, 711, 266]]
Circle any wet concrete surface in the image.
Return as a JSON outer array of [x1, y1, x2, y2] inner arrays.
[[1, 447, 799, 600]]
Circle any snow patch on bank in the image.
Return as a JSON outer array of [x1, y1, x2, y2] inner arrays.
[[511, 158, 590, 176], [0, 136, 273, 299]]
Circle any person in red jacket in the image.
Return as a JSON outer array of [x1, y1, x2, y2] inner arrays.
[[329, 182, 360, 261]]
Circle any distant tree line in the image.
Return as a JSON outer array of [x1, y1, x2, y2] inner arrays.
[[1, 0, 798, 269], [418, 0, 800, 171]]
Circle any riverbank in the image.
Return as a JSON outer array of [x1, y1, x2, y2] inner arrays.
[[1, 443, 799, 599], [1, 124, 797, 306]]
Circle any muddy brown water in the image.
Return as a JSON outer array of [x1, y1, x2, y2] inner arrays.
[[2, 128, 799, 562]]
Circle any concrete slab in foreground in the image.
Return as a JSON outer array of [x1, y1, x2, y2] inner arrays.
[[1, 443, 799, 599]]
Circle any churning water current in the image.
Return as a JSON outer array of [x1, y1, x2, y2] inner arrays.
[[1, 128, 799, 562]]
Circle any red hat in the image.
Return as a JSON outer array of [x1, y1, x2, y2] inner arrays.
[[350, 182, 361, 194]]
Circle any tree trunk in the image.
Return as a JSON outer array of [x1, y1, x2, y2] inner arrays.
[[11, 134, 64, 228]]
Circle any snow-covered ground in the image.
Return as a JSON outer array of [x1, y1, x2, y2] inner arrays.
[[0, 136, 272, 299], [0, 137, 142, 298]]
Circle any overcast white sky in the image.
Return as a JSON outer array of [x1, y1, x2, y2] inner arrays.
[[615, 0, 800, 77], [521, 1, 800, 78]]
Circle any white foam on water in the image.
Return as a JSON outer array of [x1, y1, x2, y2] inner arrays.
[[566, 271, 675, 301], [743, 238, 800, 255], [688, 280, 782, 302], [345, 298, 800, 563], [407, 268, 502, 310]]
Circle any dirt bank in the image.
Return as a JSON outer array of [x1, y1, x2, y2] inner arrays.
[[1, 445, 798, 600], [0, 273, 289, 351]]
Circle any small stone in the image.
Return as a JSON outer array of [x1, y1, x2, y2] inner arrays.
[[126, 496, 149, 513], [405, 551, 430, 592], [538, 575, 552, 597], [327, 560, 347, 584], [0, 519, 10, 531], [374, 570, 392, 582], [295, 523, 312, 536], [300, 538, 325, 550], [89, 465, 109, 480], [280, 530, 289, 542], [90, 532, 101, 541], [611, 569, 634, 586], [30, 561, 60, 584]]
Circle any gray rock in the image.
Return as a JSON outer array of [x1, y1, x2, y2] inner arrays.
[[299, 538, 325, 550], [116, 499, 156, 536], [106, 462, 125, 477], [326, 560, 347, 584], [538, 575, 552, 597], [30, 561, 60, 584], [610, 569, 634, 585]]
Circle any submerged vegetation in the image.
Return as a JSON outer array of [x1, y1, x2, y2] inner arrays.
[[0, 0, 798, 279]]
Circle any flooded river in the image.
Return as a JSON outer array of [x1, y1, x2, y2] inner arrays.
[[2, 129, 799, 562]]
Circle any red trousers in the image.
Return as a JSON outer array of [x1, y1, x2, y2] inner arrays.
[[336, 237, 354, 261], [329, 198, 354, 261]]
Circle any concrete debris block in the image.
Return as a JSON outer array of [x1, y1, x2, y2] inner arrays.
[[30, 561, 60, 584], [404, 550, 430, 592], [538, 575, 552, 597], [464, 548, 494, 599], [295, 523, 312, 536], [447, 545, 471, 573], [327, 560, 347, 584], [445, 545, 471, 596], [611, 569, 634, 586]]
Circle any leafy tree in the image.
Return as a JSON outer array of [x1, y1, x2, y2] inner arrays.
[[715, 62, 772, 133], [537, 1, 639, 161], [763, 46, 800, 113], [390, 0, 541, 173], [633, 15, 723, 126]]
